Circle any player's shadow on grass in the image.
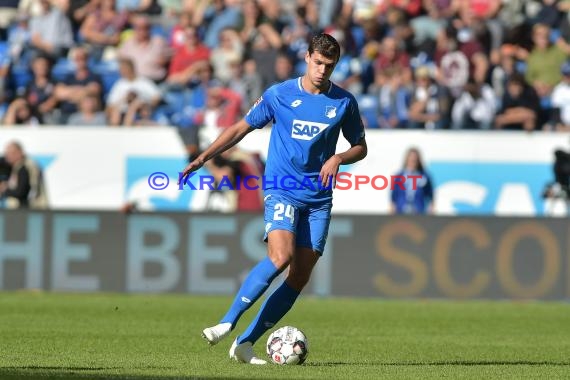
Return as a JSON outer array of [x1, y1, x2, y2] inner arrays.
[[305, 360, 570, 367]]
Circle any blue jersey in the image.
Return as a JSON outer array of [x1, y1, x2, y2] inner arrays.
[[245, 77, 365, 204]]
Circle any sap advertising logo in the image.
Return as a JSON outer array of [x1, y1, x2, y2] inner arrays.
[[291, 119, 329, 141], [429, 162, 551, 215]]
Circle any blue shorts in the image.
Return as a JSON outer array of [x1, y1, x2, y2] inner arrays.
[[262, 193, 332, 255]]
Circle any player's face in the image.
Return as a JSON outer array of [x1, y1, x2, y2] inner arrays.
[[305, 51, 337, 89]]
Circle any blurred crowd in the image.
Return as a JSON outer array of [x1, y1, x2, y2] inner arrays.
[[1, 0, 570, 153]]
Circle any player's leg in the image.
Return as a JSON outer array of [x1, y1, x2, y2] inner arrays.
[[202, 195, 297, 346], [230, 229, 297, 364], [231, 203, 330, 363]]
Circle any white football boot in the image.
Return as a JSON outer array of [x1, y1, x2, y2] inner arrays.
[[229, 338, 267, 365], [201, 322, 232, 346]]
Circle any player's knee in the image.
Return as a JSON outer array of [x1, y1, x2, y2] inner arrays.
[[268, 249, 292, 270], [286, 272, 311, 291]]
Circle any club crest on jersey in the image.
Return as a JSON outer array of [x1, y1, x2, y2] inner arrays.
[[291, 119, 330, 140], [325, 106, 337, 119]]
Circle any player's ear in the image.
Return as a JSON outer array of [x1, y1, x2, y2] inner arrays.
[[305, 51, 310, 64]]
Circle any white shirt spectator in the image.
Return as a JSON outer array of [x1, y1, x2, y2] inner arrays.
[[29, 4, 73, 52], [452, 84, 498, 129], [551, 81, 570, 125], [107, 77, 161, 112]]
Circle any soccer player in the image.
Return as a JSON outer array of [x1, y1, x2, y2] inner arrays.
[[179, 33, 367, 364]]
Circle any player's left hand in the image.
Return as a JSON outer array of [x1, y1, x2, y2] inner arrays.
[[320, 155, 342, 188]]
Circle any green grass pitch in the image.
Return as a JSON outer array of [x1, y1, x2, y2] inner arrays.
[[1, 292, 569, 379]]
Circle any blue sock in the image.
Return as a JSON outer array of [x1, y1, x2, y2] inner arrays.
[[237, 281, 300, 345], [220, 257, 281, 329]]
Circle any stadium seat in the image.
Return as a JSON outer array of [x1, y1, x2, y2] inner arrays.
[[10, 64, 32, 95], [51, 58, 75, 82], [356, 94, 379, 129], [151, 24, 171, 40], [0, 41, 8, 60], [92, 61, 121, 100]]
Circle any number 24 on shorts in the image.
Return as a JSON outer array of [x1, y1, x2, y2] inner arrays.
[[273, 203, 295, 224]]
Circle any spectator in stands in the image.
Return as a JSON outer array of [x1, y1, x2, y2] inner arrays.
[[556, 1, 570, 55], [374, 35, 412, 86], [29, 0, 74, 60], [273, 52, 294, 84], [408, 65, 449, 129], [116, 0, 159, 14], [166, 25, 211, 86], [369, 65, 411, 129], [67, 93, 107, 127], [203, 152, 239, 213], [194, 0, 241, 49], [0, 0, 19, 41], [249, 25, 286, 88], [379, 0, 423, 19], [456, 0, 503, 65], [2, 98, 40, 126], [0, 141, 47, 209], [281, 4, 312, 62], [411, 0, 456, 53], [534, 0, 562, 28], [494, 73, 540, 131], [118, 14, 171, 82], [451, 77, 497, 129], [65, 0, 93, 36], [390, 147, 434, 214], [54, 46, 103, 124], [490, 43, 520, 100], [544, 61, 570, 131], [80, 0, 129, 62], [211, 27, 245, 85], [228, 147, 264, 212], [168, 11, 192, 50], [325, 28, 363, 94], [7, 12, 31, 65], [238, 0, 263, 49], [106, 58, 162, 126], [258, 0, 289, 34], [225, 56, 262, 114], [25, 54, 58, 124], [167, 62, 218, 162], [195, 85, 242, 150], [525, 23, 567, 99], [203, 146, 264, 212], [123, 98, 169, 126], [434, 24, 489, 97]]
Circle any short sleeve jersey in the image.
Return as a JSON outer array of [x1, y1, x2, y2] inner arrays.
[[245, 77, 365, 205]]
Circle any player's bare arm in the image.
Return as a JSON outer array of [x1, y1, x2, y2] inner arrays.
[[179, 119, 253, 183], [320, 138, 367, 187]]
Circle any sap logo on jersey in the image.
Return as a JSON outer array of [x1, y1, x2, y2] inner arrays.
[[291, 119, 330, 141]]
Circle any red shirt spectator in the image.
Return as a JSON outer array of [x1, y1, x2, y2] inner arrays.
[[374, 36, 412, 84], [169, 12, 192, 50], [168, 26, 211, 77], [380, 0, 423, 17]]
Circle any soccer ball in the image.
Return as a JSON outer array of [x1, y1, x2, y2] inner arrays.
[[266, 326, 309, 365]]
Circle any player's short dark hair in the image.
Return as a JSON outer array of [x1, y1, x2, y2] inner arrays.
[[308, 33, 341, 63]]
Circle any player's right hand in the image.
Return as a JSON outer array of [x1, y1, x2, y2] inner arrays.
[[178, 158, 204, 185]]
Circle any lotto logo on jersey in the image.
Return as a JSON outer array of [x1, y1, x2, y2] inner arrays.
[[291, 119, 330, 141]]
